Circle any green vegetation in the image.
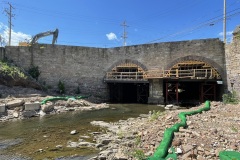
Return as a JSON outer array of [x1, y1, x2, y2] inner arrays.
[[222, 90, 239, 104], [149, 110, 162, 121], [0, 60, 27, 79], [132, 149, 146, 160], [28, 65, 41, 80], [117, 130, 125, 139], [75, 85, 81, 94], [135, 135, 142, 146], [231, 125, 238, 133], [235, 32, 240, 40], [42, 84, 52, 91], [58, 80, 65, 94]]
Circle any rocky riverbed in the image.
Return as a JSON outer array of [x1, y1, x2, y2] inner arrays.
[[0, 97, 109, 122], [0, 85, 109, 122], [89, 101, 240, 160]]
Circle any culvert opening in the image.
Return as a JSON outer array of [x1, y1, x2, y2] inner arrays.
[[164, 80, 223, 106], [108, 83, 149, 103]]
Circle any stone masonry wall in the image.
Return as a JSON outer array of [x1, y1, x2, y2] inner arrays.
[[0, 47, 4, 60], [5, 38, 225, 102], [225, 36, 240, 97]]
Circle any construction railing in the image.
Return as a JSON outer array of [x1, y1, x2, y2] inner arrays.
[[105, 69, 221, 81], [105, 72, 145, 80], [144, 69, 221, 79]]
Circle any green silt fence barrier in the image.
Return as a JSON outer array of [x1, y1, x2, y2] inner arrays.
[[147, 101, 240, 160], [148, 101, 211, 160], [41, 95, 91, 105], [219, 151, 240, 160]]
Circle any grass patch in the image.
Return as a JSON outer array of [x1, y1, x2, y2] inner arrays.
[[222, 91, 239, 104], [135, 135, 141, 146], [231, 125, 238, 133], [132, 149, 146, 160], [117, 130, 125, 139], [149, 110, 163, 121]]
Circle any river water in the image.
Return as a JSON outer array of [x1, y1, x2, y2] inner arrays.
[[0, 103, 164, 159]]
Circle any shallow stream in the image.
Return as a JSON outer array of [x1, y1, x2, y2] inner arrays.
[[0, 103, 164, 159]]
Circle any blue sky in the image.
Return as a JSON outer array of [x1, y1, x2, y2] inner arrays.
[[0, 0, 239, 48]]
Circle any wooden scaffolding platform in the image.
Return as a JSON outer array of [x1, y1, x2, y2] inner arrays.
[[105, 60, 221, 82]]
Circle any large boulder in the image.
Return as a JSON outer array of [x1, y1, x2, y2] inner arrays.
[[41, 102, 54, 113]]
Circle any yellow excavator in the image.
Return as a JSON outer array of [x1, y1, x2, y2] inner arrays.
[[19, 28, 59, 46]]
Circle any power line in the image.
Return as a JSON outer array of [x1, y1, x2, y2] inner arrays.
[[146, 9, 240, 44], [2, 1, 239, 47], [4, 2, 15, 46]]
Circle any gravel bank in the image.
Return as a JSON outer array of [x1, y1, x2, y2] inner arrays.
[[91, 102, 240, 160]]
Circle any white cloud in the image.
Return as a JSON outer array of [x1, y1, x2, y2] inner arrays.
[[0, 22, 31, 46], [218, 31, 233, 43], [106, 32, 117, 40], [218, 31, 233, 36]]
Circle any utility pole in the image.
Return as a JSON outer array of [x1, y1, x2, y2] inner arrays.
[[121, 21, 128, 46], [223, 0, 227, 44], [0, 35, 2, 47], [4, 2, 15, 46]]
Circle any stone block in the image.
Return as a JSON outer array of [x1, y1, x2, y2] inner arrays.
[[22, 110, 36, 118], [0, 104, 6, 113], [25, 102, 40, 111], [7, 99, 24, 109]]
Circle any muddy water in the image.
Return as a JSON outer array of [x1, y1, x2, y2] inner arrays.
[[0, 103, 164, 159]]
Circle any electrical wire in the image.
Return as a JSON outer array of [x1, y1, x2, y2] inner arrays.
[[146, 9, 240, 44], [1, 1, 239, 47]]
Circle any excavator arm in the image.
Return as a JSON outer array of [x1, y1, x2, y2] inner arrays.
[[30, 28, 59, 45]]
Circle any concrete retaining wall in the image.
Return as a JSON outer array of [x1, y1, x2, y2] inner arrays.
[[0, 47, 5, 60]]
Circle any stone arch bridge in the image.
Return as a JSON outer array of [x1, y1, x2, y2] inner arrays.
[[4, 38, 227, 105]]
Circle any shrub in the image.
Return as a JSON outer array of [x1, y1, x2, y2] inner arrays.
[[150, 110, 162, 121], [58, 80, 65, 94], [0, 60, 27, 79], [28, 65, 40, 80], [222, 90, 239, 104], [75, 85, 81, 94]]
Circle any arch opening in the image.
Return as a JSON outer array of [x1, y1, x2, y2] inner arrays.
[[162, 60, 223, 106], [105, 61, 149, 104]]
